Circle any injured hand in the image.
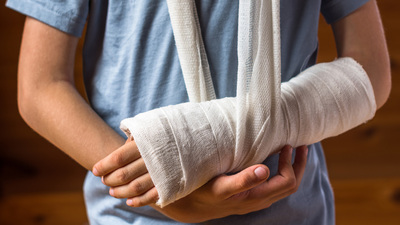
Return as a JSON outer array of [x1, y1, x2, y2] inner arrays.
[[120, 0, 376, 208], [121, 58, 376, 207]]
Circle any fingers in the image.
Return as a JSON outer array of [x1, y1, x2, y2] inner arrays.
[[270, 145, 308, 199], [208, 145, 301, 201], [210, 164, 270, 199], [109, 173, 155, 199], [277, 145, 295, 180], [248, 145, 308, 200], [126, 187, 159, 207], [92, 140, 141, 176], [292, 145, 308, 184], [103, 157, 148, 186], [91, 138, 158, 208]]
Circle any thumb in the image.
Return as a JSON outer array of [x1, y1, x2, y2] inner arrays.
[[211, 165, 270, 199]]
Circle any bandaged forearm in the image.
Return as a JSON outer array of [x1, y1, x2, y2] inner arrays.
[[120, 57, 376, 207]]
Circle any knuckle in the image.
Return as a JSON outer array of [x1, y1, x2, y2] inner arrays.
[[111, 153, 125, 166], [151, 193, 159, 202], [133, 199, 143, 207], [130, 180, 145, 195], [237, 175, 253, 190], [215, 188, 228, 199], [116, 169, 129, 183], [285, 177, 297, 193]]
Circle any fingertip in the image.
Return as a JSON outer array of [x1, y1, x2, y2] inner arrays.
[[126, 199, 134, 206], [296, 145, 309, 159], [303, 146, 309, 157], [127, 198, 141, 207], [92, 167, 99, 176], [277, 145, 296, 176], [220, 165, 270, 197], [280, 145, 293, 163], [254, 166, 269, 180], [292, 146, 309, 181], [109, 188, 114, 196], [126, 188, 158, 208], [281, 145, 293, 154], [287, 145, 293, 155], [304, 146, 309, 156]]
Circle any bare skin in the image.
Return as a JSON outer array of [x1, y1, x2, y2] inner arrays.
[[92, 0, 391, 211], [152, 145, 309, 223], [17, 17, 310, 223], [93, 140, 308, 208], [18, 0, 390, 223]]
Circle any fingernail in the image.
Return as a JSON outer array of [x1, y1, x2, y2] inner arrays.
[[254, 167, 268, 180], [109, 188, 114, 196], [92, 168, 99, 176], [126, 199, 133, 206], [101, 176, 105, 184]]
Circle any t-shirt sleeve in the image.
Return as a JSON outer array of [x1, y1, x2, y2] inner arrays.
[[321, 0, 370, 24], [6, 0, 89, 37]]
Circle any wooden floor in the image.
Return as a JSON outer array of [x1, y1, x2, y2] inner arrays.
[[1, 1, 399, 224]]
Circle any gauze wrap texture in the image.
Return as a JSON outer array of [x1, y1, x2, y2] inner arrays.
[[120, 0, 376, 207]]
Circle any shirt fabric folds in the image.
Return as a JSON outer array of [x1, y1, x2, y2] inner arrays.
[[7, 0, 370, 224]]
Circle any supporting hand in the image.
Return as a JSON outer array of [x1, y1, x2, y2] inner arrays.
[[92, 138, 159, 207], [153, 145, 308, 223], [93, 142, 308, 222]]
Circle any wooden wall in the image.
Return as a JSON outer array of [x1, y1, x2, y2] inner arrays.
[[0, 1, 88, 224], [0, 1, 399, 224]]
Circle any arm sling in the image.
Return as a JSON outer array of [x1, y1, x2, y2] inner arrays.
[[120, 0, 376, 207]]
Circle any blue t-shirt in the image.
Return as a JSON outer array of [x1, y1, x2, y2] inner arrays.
[[7, 0, 369, 224]]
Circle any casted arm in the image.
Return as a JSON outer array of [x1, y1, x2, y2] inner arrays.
[[20, 17, 308, 222], [112, 0, 388, 207]]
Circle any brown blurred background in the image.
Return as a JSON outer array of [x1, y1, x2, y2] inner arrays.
[[0, 1, 399, 224]]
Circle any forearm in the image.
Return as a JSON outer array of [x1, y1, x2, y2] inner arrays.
[[18, 17, 124, 170], [121, 57, 376, 207], [114, 0, 390, 208], [18, 80, 124, 170]]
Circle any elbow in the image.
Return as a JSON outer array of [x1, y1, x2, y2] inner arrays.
[[376, 65, 391, 109], [17, 76, 41, 129], [346, 51, 392, 110], [17, 80, 34, 127], [372, 56, 392, 110]]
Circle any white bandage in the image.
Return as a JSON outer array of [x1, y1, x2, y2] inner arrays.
[[120, 0, 376, 207], [121, 58, 376, 207]]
